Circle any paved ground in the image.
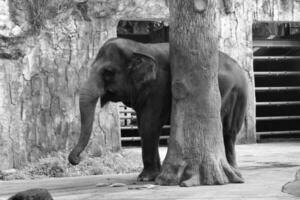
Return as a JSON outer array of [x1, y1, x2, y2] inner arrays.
[[1, 142, 300, 200]]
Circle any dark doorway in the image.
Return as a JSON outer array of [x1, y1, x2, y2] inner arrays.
[[117, 20, 169, 43]]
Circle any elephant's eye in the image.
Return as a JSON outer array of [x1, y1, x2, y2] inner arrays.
[[103, 68, 115, 81]]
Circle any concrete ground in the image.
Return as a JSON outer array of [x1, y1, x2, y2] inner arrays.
[[1, 142, 300, 200]]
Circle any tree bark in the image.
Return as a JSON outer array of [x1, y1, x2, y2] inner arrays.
[[155, 0, 243, 186]]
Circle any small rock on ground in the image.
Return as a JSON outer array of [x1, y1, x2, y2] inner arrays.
[[8, 188, 53, 200]]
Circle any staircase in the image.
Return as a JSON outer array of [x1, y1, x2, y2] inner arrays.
[[253, 39, 300, 140]]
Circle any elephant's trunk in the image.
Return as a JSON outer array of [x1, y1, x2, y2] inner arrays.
[[68, 81, 102, 165]]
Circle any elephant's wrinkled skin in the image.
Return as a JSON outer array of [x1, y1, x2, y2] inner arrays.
[[68, 38, 248, 181]]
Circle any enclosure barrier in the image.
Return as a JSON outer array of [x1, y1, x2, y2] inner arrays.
[[119, 104, 170, 146], [253, 39, 300, 138]]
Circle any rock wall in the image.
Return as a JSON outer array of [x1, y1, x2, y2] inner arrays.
[[254, 0, 300, 21]]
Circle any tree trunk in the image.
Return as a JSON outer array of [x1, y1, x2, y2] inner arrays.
[[155, 0, 243, 186]]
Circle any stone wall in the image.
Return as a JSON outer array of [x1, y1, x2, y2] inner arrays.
[[254, 0, 300, 21], [0, 0, 122, 169]]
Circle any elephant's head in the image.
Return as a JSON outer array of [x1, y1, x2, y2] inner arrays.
[[68, 39, 157, 165]]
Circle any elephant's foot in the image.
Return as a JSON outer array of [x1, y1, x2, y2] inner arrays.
[[137, 168, 160, 182], [226, 152, 238, 169], [227, 157, 237, 168]]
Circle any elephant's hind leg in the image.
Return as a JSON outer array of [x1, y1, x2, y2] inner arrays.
[[223, 89, 247, 168]]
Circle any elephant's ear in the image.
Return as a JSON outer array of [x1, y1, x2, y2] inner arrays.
[[128, 52, 157, 90]]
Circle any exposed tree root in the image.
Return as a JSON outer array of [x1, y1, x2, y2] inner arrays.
[[155, 156, 243, 186]]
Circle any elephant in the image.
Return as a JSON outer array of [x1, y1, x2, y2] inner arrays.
[[68, 38, 248, 181]]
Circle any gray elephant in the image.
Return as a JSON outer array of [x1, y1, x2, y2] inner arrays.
[[68, 38, 248, 181]]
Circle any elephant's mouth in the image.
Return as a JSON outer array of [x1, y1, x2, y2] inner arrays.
[[101, 90, 119, 107]]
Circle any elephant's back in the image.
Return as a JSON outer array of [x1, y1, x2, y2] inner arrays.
[[147, 43, 170, 70], [218, 52, 248, 100]]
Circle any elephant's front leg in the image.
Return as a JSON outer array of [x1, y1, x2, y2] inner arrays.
[[137, 108, 162, 182]]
